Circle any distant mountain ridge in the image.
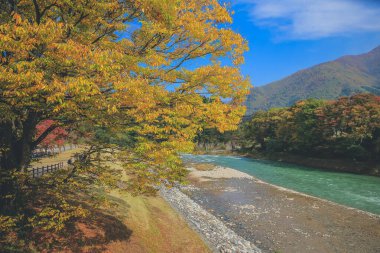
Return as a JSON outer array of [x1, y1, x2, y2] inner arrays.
[[246, 45, 380, 115]]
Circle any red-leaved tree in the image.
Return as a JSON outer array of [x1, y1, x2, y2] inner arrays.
[[35, 120, 68, 153]]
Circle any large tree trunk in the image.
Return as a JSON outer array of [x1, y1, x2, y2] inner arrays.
[[0, 111, 39, 171], [0, 111, 39, 214]]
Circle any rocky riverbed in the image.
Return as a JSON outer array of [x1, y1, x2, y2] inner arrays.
[[179, 164, 380, 253], [160, 187, 261, 253]]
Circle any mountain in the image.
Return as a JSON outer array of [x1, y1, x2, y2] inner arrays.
[[246, 45, 380, 115]]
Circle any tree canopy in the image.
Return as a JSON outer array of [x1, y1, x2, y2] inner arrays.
[[242, 94, 380, 161], [0, 0, 249, 247], [0, 0, 248, 180]]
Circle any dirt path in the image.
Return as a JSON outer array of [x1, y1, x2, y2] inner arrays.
[[183, 165, 380, 253]]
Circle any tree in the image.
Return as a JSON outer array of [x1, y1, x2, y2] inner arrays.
[[318, 94, 380, 159], [284, 99, 326, 153], [0, 0, 248, 177], [0, 0, 249, 243], [35, 120, 68, 152], [244, 108, 287, 151], [242, 94, 380, 161]]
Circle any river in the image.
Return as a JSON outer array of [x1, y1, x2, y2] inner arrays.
[[183, 154, 380, 215]]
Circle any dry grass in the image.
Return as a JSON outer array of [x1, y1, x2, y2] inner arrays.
[[30, 147, 85, 167], [101, 190, 210, 253], [28, 149, 210, 253]]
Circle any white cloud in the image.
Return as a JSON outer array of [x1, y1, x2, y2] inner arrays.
[[237, 0, 380, 40]]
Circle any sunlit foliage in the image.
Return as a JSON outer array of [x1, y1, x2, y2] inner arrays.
[[0, 0, 249, 247], [242, 94, 380, 161]]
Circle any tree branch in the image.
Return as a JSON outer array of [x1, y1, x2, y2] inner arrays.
[[31, 124, 58, 149], [40, 3, 58, 18], [32, 0, 41, 24]]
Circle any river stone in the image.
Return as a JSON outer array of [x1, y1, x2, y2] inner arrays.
[[160, 187, 261, 253]]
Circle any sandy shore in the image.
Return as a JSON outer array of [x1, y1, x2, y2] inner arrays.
[[183, 164, 380, 253], [187, 165, 253, 182]]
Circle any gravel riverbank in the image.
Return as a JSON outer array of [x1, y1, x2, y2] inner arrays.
[[160, 187, 261, 253], [182, 164, 380, 253]]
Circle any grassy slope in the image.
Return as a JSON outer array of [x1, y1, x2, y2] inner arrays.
[[93, 190, 210, 253], [30, 150, 210, 253]]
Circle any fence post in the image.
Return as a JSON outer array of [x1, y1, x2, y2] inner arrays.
[[30, 161, 65, 178]]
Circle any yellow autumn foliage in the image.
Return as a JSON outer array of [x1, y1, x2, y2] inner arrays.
[[0, 0, 249, 193]]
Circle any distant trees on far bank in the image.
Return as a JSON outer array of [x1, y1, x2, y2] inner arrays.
[[195, 93, 380, 162], [241, 94, 380, 162]]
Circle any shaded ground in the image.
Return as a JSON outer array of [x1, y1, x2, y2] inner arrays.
[[21, 150, 211, 253], [183, 165, 380, 253], [22, 189, 210, 253], [26, 200, 133, 253]]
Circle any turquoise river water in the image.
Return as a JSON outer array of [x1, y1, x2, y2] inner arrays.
[[183, 154, 380, 215]]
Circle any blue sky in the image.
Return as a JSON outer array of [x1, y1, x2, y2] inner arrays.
[[231, 0, 380, 87]]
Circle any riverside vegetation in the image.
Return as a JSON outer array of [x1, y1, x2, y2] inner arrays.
[[1, 0, 379, 252], [197, 94, 380, 174]]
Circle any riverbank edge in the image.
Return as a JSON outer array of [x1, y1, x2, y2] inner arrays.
[[186, 162, 380, 219], [159, 187, 262, 253], [194, 149, 380, 177]]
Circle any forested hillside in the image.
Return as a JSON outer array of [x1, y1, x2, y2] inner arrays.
[[246, 46, 380, 114]]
